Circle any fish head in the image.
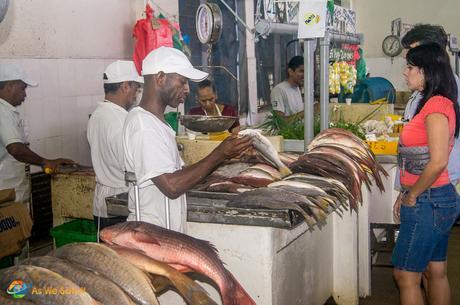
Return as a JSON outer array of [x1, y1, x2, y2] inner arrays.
[[99, 222, 133, 243]]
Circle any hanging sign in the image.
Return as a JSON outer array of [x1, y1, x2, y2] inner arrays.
[[298, 0, 327, 39]]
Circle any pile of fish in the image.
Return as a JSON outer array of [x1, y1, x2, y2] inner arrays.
[[101, 221, 256, 305], [0, 221, 256, 305], [291, 128, 388, 211], [198, 128, 387, 231]]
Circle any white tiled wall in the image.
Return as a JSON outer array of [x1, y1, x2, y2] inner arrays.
[[0, 58, 114, 172]]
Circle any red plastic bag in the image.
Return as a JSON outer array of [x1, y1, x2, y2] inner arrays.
[[132, 4, 174, 74]]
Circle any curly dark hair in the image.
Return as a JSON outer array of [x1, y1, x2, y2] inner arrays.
[[401, 24, 448, 49]]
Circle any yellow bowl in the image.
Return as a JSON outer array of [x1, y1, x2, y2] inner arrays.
[[209, 131, 231, 141]]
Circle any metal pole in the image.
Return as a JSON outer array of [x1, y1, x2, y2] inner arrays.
[[455, 52, 459, 77], [134, 183, 141, 221], [164, 197, 171, 229], [303, 39, 315, 147], [320, 33, 330, 131]]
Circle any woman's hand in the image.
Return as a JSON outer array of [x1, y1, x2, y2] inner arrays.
[[401, 192, 417, 206], [393, 195, 402, 221]]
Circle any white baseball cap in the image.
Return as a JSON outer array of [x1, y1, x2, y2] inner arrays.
[[104, 60, 144, 84], [0, 63, 38, 87], [142, 46, 208, 82]]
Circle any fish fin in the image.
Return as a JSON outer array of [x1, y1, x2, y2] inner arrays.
[[167, 268, 219, 305], [168, 263, 195, 273], [133, 231, 161, 246], [279, 166, 292, 178]]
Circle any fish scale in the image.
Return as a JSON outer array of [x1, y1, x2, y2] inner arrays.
[[53, 243, 159, 305], [100, 221, 256, 305], [22, 256, 135, 305]]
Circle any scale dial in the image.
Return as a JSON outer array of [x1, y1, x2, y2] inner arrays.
[[382, 35, 403, 57], [196, 3, 223, 44]]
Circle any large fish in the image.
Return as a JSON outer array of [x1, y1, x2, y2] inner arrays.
[[239, 129, 291, 177], [0, 265, 100, 305], [230, 168, 275, 187], [100, 221, 256, 305], [53, 242, 159, 305], [22, 256, 135, 305], [207, 181, 253, 193], [108, 245, 218, 305], [227, 188, 319, 229], [248, 163, 282, 180], [268, 180, 329, 197]]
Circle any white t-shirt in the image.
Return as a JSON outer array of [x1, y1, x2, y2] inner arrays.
[[270, 81, 303, 116], [123, 106, 186, 232], [87, 101, 129, 217], [0, 98, 29, 202]]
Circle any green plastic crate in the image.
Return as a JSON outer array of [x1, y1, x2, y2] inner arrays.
[[50, 219, 97, 248], [0, 255, 13, 269]]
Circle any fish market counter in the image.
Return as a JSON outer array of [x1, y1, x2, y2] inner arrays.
[[107, 190, 367, 305]]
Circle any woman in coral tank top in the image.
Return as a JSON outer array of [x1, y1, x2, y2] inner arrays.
[[392, 43, 460, 305]]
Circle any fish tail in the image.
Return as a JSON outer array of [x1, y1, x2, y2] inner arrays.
[[167, 270, 218, 305], [279, 166, 292, 178], [234, 280, 257, 305]]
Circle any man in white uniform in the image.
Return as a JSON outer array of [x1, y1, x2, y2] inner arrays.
[[123, 47, 252, 232], [270, 56, 305, 119], [87, 60, 143, 230], [0, 63, 74, 203]]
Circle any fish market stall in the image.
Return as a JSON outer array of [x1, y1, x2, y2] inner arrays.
[[106, 188, 363, 305]]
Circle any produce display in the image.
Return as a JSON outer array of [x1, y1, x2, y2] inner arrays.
[[329, 61, 357, 95]]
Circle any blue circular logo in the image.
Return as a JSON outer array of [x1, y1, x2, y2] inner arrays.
[[6, 280, 30, 298]]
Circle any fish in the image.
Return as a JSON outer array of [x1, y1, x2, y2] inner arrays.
[[290, 155, 362, 210], [268, 180, 329, 197], [0, 265, 100, 305], [53, 242, 159, 305], [278, 152, 299, 166], [227, 188, 319, 229], [248, 163, 282, 180], [22, 256, 135, 305], [107, 245, 218, 305], [239, 129, 292, 177], [230, 168, 275, 187], [212, 162, 253, 179], [100, 221, 257, 305], [207, 181, 253, 193]]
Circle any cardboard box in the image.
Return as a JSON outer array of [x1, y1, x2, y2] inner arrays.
[[0, 189, 15, 204], [0, 199, 33, 259]]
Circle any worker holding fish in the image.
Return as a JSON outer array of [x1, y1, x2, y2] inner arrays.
[[188, 79, 241, 134], [87, 60, 143, 231], [270, 55, 305, 120], [392, 43, 460, 305], [122, 46, 252, 232]]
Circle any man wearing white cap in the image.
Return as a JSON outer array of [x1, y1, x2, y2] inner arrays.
[[123, 47, 252, 231], [87, 60, 143, 230], [0, 63, 74, 203]]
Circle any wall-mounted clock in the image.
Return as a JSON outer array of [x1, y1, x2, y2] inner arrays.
[[0, 0, 9, 23], [382, 34, 403, 57], [196, 3, 223, 44]]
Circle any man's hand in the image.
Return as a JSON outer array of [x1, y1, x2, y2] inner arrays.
[[215, 135, 253, 160], [42, 158, 75, 174]]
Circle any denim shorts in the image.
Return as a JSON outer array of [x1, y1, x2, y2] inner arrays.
[[392, 183, 458, 272]]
